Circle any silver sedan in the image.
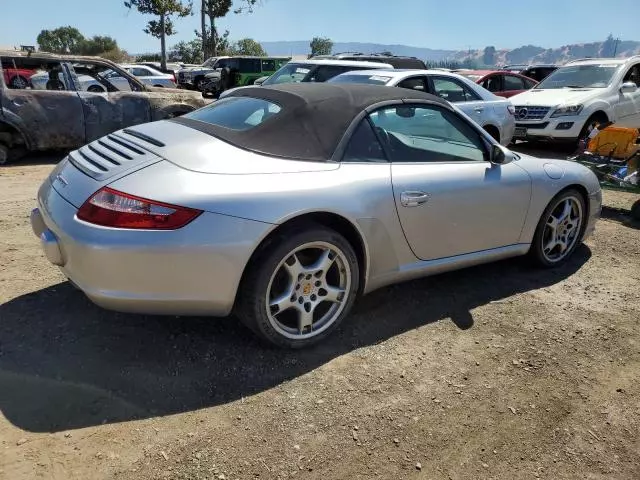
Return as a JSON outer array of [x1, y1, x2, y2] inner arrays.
[[31, 84, 601, 348]]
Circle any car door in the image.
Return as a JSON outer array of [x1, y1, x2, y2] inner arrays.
[[69, 61, 152, 143], [429, 75, 486, 126], [615, 63, 640, 127], [0, 57, 85, 150], [369, 103, 531, 261], [502, 74, 527, 98], [480, 73, 503, 96]]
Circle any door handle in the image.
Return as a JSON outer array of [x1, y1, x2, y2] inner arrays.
[[474, 107, 484, 113], [400, 191, 430, 207]]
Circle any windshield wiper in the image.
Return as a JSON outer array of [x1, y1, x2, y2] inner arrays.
[[564, 85, 586, 88]]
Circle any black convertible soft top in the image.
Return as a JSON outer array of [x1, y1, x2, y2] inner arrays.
[[171, 83, 449, 161]]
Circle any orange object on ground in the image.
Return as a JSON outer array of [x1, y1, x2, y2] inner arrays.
[[586, 126, 640, 160]]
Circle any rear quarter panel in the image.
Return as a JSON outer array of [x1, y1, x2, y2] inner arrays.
[[108, 160, 419, 293]]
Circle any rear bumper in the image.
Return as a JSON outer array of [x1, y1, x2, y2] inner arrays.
[[32, 180, 273, 317], [583, 188, 602, 241]]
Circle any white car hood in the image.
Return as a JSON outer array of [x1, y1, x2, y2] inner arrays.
[[510, 88, 603, 107]]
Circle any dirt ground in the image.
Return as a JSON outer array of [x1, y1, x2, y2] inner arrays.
[[1, 146, 639, 480]]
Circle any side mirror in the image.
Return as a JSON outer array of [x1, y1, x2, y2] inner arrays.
[[620, 81, 638, 94], [490, 144, 513, 165]]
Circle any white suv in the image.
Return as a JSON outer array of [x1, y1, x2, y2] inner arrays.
[[510, 56, 640, 143]]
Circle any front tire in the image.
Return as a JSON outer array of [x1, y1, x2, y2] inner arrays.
[[236, 226, 360, 349], [0, 144, 9, 165], [529, 189, 586, 267]]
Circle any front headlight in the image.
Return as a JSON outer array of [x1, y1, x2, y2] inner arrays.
[[551, 105, 583, 117]]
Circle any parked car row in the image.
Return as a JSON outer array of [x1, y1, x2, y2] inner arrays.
[[216, 53, 640, 147], [0, 50, 207, 164]]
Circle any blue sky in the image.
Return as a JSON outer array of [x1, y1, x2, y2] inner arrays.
[[0, 0, 637, 53]]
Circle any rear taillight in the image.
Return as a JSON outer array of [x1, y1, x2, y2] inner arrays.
[[77, 187, 202, 230], [507, 105, 515, 115]]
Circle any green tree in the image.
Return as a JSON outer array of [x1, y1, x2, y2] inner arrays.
[[310, 37, 333, 57], [36, 26, 85, 54], [170, 39, 204, 63], [136, 52, 163, 62], [231, 38, 267, 56], [200, 0, 258, 58], [101, 48, 131, 62], [79, 36, 119, 56], [124, 0, 194, 70]]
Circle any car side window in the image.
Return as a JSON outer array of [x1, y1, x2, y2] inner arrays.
[[261, 59, 276, 71], [71, 62, 139, 92], [131, 67, 151, 77], [240, 58, 262, 74], [308, 65, 350, 82], [504, 75, 525, 90], [397, 76, 427, 92], [522, 77, 537, 89], [368, 104, 487, 163], [482, 75, 501, 92], [431, 77, 480, 102], [1, 56, 70, 91], [623, 64, 640, 87], [342, 119, 387, 163]]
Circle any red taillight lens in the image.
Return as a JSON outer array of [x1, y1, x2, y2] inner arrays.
[[77, 187, 202, 230], [507, 105, 516, 115]]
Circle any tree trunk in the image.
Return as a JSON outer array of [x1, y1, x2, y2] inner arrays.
[[210, 16, 217, 56], [160, 13, 167, 71], [200, 0, 207, 59]]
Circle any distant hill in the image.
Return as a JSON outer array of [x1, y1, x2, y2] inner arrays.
[[261, 41, 455, 61], [262, 37, 640, 66]]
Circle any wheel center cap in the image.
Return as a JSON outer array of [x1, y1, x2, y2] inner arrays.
[[302, 283, 313, 296]]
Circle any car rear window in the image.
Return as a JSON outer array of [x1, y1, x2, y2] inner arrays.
[[183, 96, 281, 131]]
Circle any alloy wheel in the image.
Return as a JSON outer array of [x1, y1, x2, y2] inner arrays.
[[266, 241, 351, 340], [541, 195, 583, 263]]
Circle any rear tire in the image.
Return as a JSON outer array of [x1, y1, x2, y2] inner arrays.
[[0, 144, 9, 165], [236, 225, 360, 349], [631, 199, 640, 221], [529, 189, 586, 268], [577, 112, 608, 145]]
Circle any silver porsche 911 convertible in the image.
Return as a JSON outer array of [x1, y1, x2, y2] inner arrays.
[[31, 83, 602, 348]]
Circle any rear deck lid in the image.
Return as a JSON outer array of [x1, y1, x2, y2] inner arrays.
[[51, 132, 164, 207]]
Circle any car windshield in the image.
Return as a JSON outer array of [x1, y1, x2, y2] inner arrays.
[[328, 74, 392, 85], [202, 57, 217, 68], [262, 63, 315, 85], [535, 64, 622, 89]]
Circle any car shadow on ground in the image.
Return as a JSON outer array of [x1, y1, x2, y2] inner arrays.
[[510, 141, 576, 160], [0, 247, 591, 433], [1, 151, 67, 168], [600, 205, 640, 229]]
